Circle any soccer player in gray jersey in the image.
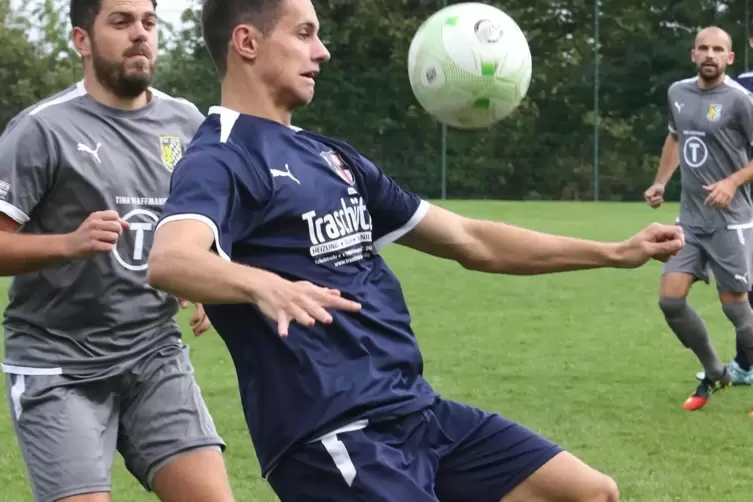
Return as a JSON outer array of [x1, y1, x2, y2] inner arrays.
[[0, 1, 234, 501], [645, 26, 753, 412]]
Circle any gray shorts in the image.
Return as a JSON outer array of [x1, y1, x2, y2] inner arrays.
[[4, 342, 224, 502], [662, 224, 753, 293]]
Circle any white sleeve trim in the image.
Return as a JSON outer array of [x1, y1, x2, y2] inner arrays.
[[1, 364, 62, 375], [373, 200, 430, 252], [156, 213, 231, 261], [0, 201, 30, 224]]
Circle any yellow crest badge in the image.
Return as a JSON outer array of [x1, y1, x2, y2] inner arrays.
[[707, 104, 723, 122], [159, 135, 183, 172]]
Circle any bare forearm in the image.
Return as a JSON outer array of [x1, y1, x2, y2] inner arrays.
[[0, 232, 71, 276], [147, 245, 257, 304], [655, 134, 679, 185], [462, 220, 621, 275], [729, 160, 753, 186]]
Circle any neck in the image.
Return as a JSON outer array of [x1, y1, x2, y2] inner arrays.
[[220, 75, 292, 125], [697, 73, 725, 90], [82, 70, 150, 110]]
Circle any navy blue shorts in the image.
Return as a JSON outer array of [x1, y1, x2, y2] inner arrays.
[[267, 398, 563, 501]]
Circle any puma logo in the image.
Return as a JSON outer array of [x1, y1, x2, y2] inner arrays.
[[270, 164, 300, 184], [77, 142, 102, 164]]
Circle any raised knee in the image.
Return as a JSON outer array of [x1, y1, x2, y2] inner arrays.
[[601, 475, 620, 502]]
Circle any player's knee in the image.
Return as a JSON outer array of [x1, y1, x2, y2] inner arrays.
[[572, 473, 619, 502], [55, 494, 111, 502], [594, 474, 620, 502], [150, 446, 233, 502], [658, 296, 686, 316], [722, 300, 753, 329]]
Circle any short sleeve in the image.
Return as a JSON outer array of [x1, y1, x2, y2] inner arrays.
[[158, 145, 260, 260], [667, 88, 677, 136], [358, 155, 430, 252], [0, 114, 55, 224]]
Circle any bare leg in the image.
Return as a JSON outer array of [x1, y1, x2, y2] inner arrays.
[[500, 451, 619, 502], [151, 447, 234, 502]]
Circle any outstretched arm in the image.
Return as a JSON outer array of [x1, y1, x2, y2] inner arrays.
[[397, 204, 684, 275], [352, 150, 683, 271]]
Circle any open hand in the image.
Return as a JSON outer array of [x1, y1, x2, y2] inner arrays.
[[704, 178, 738, 209], [616, 223, 685, 268], [249, 269, 362, 337]]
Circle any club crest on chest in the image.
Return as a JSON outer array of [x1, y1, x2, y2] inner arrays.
[[706, 103, 723, 122], [320, 150, 354, 185], [159, 135, 183, 172]]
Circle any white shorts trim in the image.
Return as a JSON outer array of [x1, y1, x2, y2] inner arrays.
[[310, 419, 368, 488], [728, 221, 753, 230], [1, 364, 63, 375], [9, 374, 25, 420], [674, 217, 753, 231]]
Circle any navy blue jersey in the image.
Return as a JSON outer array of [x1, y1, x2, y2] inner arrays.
[[737, 71, 753, 92], [158, 106, 438, 475], [738, 72, 753, 159]]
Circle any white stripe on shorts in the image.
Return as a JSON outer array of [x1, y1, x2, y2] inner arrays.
[[10, 374, 25, 420]]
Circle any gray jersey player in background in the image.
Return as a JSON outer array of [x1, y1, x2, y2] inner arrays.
[[644, 26, 753, 412], [0, 1, 235, 501]]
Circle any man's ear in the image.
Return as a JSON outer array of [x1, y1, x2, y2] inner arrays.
[[71, 26, 92, 57], [231, 24, 262, 63]]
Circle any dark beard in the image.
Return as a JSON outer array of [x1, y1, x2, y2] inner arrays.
[[698, 64, 722, 82], [91, 43, 155, 98]]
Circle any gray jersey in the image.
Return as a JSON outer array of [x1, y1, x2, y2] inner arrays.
[[0, 81, 203, 374], [668, 76, 753, 228]]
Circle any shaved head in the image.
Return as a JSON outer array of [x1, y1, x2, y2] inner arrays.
[[695, 26, 732, 51], [691, 25, 735, 87]]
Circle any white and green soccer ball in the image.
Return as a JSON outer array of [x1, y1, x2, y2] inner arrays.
[[407, 2, 532, 129]]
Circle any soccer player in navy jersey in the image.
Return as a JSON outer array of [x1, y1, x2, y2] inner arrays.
[[731, 58, 753, 380], [735, 28, 753, 92], [147, 0, 684, 500], [737, 65, 753, 379]]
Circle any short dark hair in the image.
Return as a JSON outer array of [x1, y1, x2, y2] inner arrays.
[[201, 0, 284, 77], [70, 0, 157, 34]]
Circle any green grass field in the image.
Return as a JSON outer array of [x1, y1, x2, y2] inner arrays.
[[0, 201, 752, 501]]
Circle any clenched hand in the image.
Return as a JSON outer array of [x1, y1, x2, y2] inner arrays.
[[64, 210, 129, 259], [616, 223, 685, 268], [644, 183, 666, 209]]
